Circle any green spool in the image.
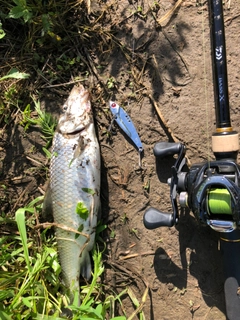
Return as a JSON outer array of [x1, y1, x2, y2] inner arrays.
[[208, 188, 232, 215]]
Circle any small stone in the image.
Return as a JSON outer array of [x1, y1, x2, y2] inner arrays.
[[167, 283, 174, 291]]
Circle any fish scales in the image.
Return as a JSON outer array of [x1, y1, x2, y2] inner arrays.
[[49, 85, 100, 294]]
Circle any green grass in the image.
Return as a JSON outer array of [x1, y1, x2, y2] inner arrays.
[[0, 201, 132, 319], [20, 98, 57, 148]]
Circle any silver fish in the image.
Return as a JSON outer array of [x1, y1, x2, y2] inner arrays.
[[47, 85, 100, 297]]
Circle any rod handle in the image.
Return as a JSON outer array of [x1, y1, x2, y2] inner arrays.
[[220, 234, 240, 320]]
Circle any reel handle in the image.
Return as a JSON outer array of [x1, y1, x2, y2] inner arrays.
[[153, 142, 183, 158], [143, 142, 185, 230], [143, 207, 174, 229]]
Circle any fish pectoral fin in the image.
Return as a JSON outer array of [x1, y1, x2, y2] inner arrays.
[[42, 183, 53, 222], [76, 136, 86, 155], [80, 250, 92, 280], [68, 136, 86, 166]]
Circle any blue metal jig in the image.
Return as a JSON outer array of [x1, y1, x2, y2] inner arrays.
[[109, 101, 143, 167]]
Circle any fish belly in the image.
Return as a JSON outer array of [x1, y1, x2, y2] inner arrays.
[[50, 124, 100, 292]]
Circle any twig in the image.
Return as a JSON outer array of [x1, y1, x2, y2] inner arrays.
[[147, 93, 191, 165], [34, 222, 90, 239], [225, 13, 240, 26], [39, 79, 85, 89], [147, 93, 179, 143], [34, 222, 90, 256], [11, 179, 35, 213], [119, 251, 155, 260], [37, 186, 45, 195], [109, 261, 149, 288], [26, 156, 45, 166], [128, 286, 149, 320], [9, 110, 20, 143], [8, 176, 33, 184], [157, 0, 183, 26]]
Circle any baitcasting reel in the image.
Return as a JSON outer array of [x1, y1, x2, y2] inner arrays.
[[143, 141, 240, 233], [143, 1, 240, 318]]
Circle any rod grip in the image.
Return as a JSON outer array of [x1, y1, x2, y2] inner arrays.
[[220, 231, 240, 320]]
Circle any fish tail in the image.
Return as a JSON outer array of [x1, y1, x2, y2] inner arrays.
[[80, 250, 92, 280]]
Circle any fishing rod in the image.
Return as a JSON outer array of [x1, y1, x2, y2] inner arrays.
[[143, 1, 240, 319]]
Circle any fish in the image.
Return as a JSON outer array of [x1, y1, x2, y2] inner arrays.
[[46, 84, 101, 299]]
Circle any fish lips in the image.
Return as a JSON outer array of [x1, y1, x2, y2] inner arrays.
[[58, 114, 90, 135], [59, 123, 86, 135]]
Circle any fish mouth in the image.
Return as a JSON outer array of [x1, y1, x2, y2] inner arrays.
[[58, 124, 86, 136], [66, 126, 86, 135], [58, 115, 91, 136]]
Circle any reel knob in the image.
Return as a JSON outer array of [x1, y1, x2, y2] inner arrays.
[[143, 207, 175, 229], [153, 142, 183, 158]]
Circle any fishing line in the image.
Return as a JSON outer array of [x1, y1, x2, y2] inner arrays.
[[208, 188, 232, 214]]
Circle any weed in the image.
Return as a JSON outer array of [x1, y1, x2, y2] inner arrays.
[[0, 69, 30, 82], [95, 221, 107, 244], [130, 228, 140, 240], [0, 198, 131, 319], [0, 69, 30, 124], [110, 229, 116, 239], [120, 213, 129, 225], [0, 20, 5, 38], [107, 77, 117, 89], [19, 103, 31, 130], [0, 198, 61, 318], [42, 147, 52, 159], [20, 98, 57, 148], [5, 0, 61, 44], [8, 0, 33, 23], [143, 179, 150, 193]]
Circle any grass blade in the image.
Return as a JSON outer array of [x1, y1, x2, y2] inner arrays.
[[0, 68, 30, 81], [15, 208, 31, 272]]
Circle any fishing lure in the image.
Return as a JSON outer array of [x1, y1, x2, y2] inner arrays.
[[109, 101, 143, 167]]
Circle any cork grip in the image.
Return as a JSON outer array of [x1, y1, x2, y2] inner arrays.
[[212, 133, 239, 153]]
